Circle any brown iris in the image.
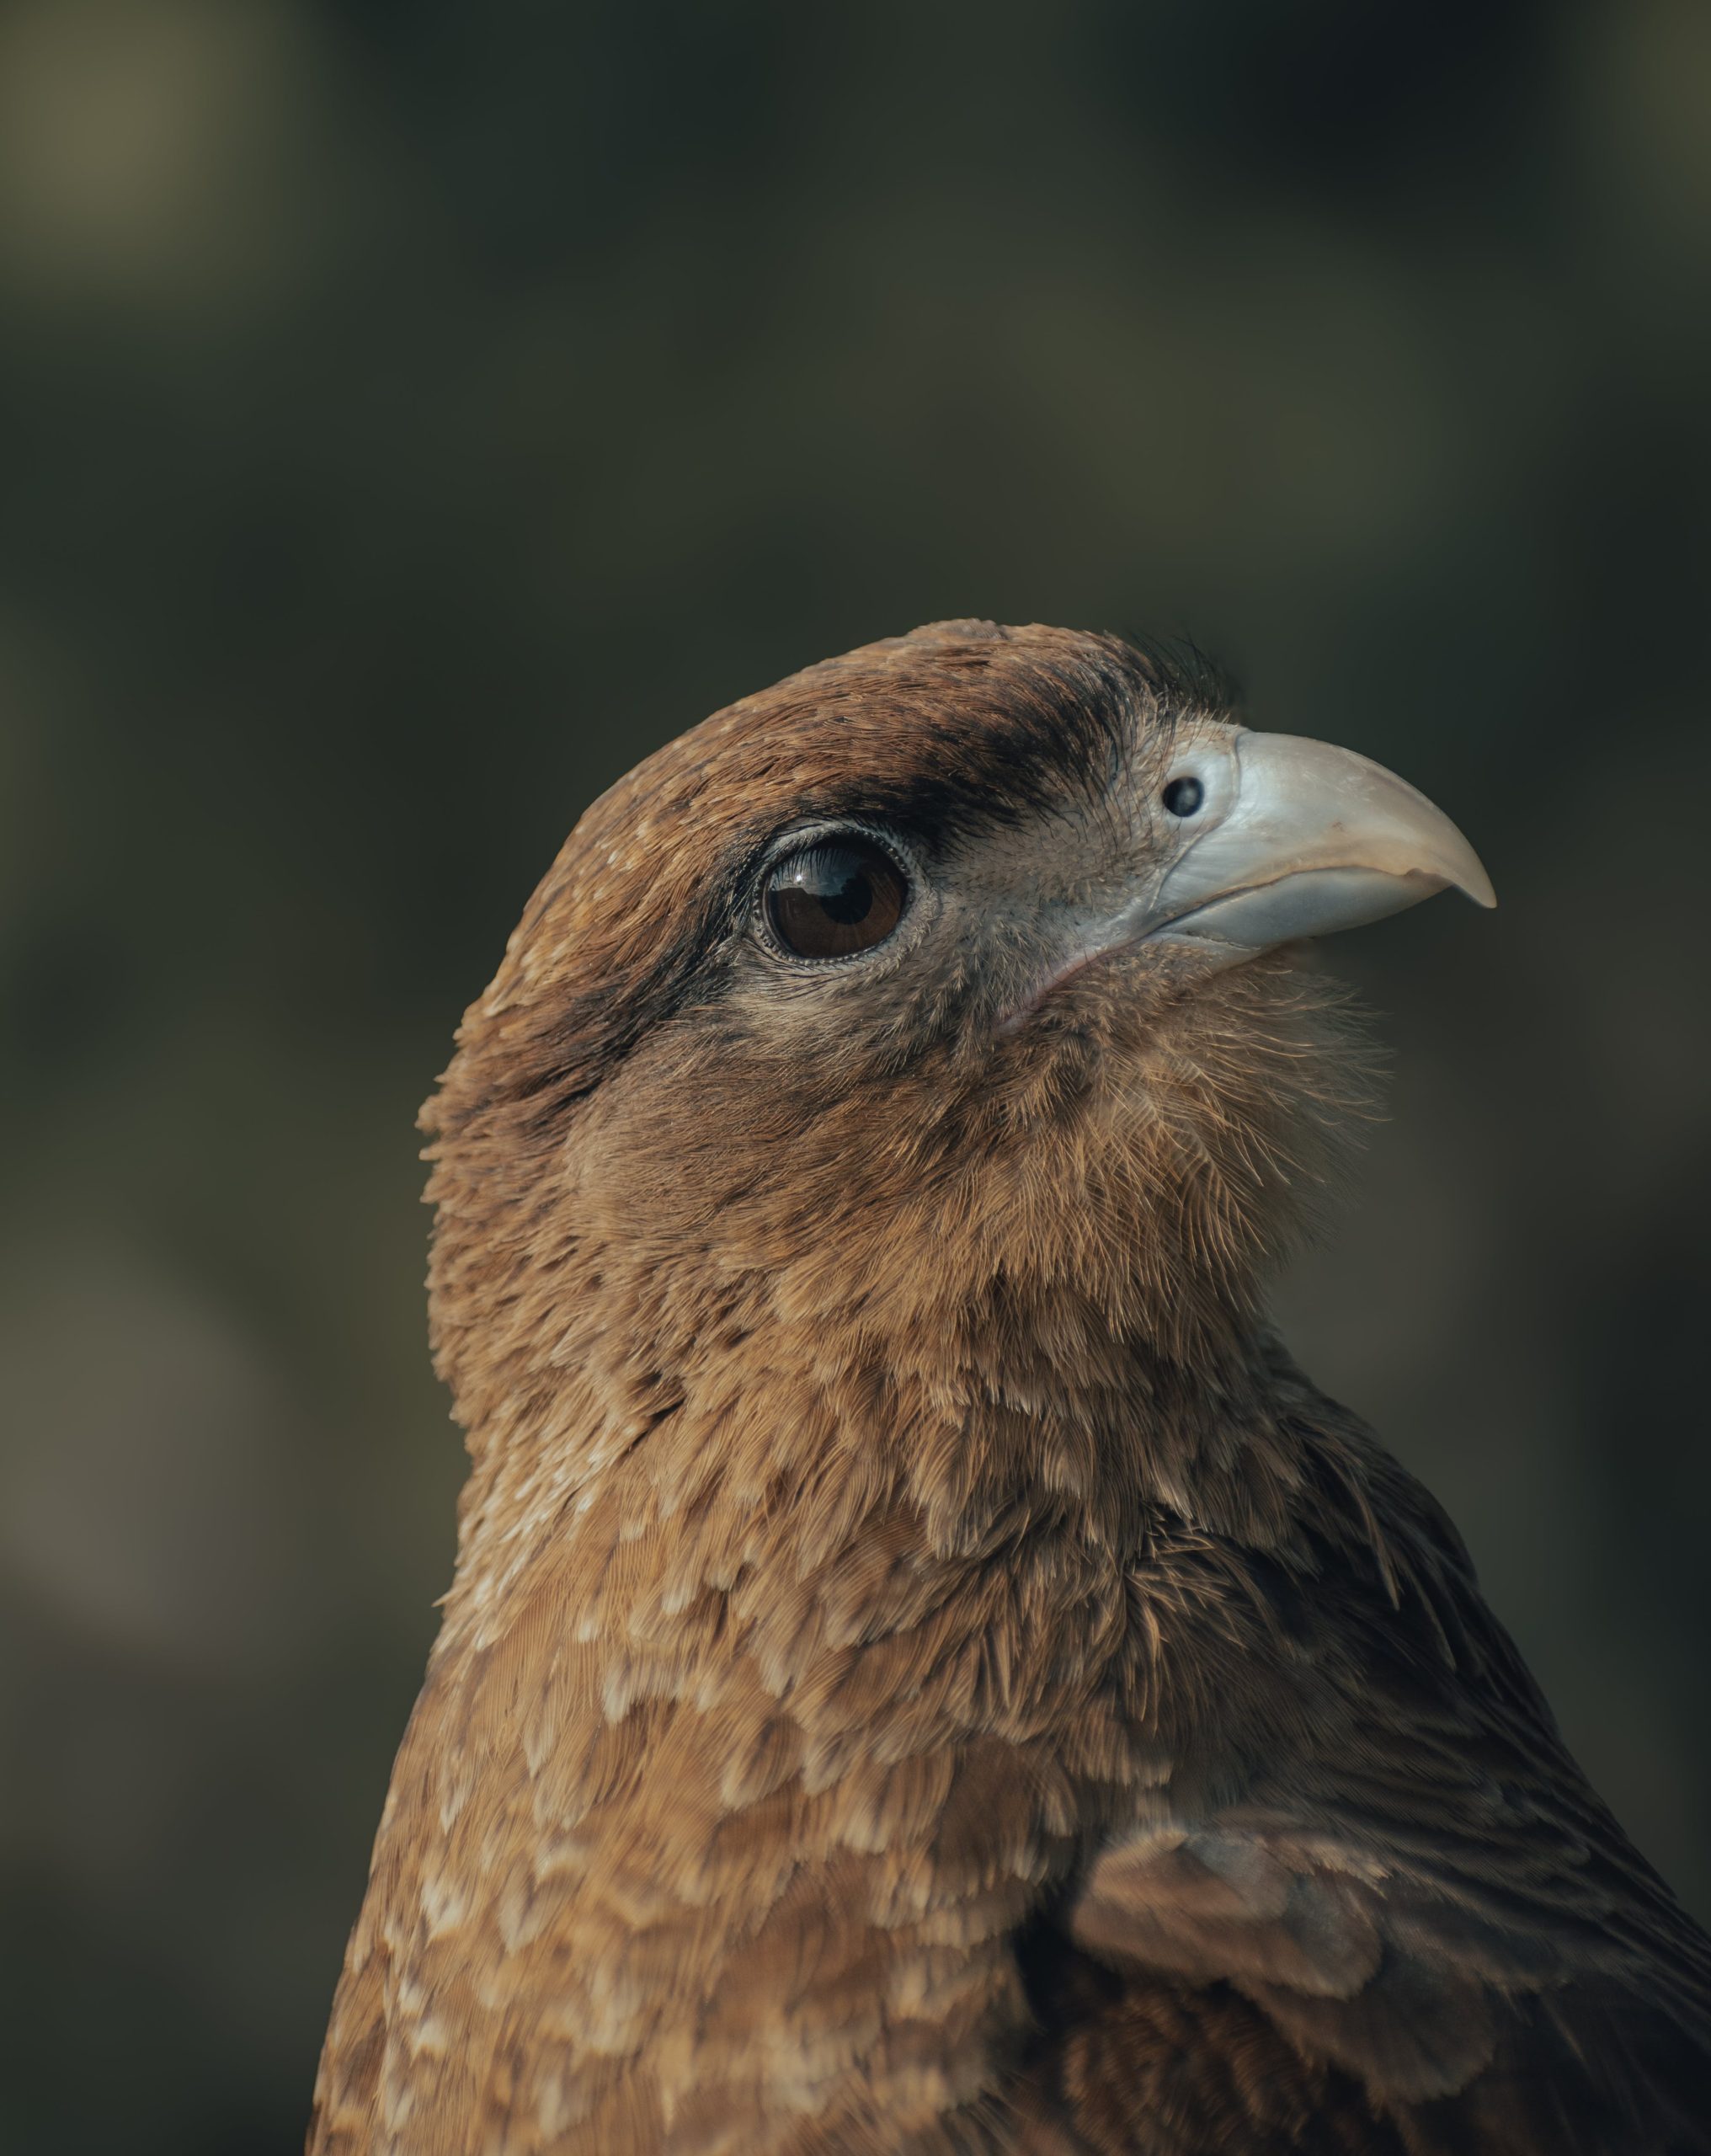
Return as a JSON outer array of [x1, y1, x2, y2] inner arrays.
[[763, 836, 909, 959]]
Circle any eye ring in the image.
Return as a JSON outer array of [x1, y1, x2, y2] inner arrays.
[[1162, 774, 1205, 817], [759, 828, 913, 963]]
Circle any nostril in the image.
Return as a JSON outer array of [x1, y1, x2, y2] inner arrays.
[[1163, 776, 1205, 818]]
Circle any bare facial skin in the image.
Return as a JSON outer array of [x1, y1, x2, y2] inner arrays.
[[310, 622, 1710, 2156]]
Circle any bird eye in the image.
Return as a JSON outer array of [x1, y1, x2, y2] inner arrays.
[[1162, 775, 1204, 817], [763, 835, 909, 960]]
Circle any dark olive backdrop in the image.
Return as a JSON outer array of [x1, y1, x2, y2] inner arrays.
[[3, 3, 1708, 2150]]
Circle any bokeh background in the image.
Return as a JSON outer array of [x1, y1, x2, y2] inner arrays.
[[3, 2, 1708, 2148]]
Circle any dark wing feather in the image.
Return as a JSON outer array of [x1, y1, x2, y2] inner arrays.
[[1066, 1425, 1711, 2154]]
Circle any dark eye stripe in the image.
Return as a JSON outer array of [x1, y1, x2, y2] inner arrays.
[[764, 838, 909, 960]]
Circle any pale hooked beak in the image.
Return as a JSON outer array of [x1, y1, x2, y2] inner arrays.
[[1138, 728, 1495, 953]]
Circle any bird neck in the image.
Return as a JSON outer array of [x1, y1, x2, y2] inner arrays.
[[434, 1206, 1289, 1640]]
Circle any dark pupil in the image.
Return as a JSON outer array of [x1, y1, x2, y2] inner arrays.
[[1163, 775, 1204, 817], [765, 838, 908, 959]]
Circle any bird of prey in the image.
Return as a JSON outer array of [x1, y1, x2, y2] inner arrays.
[[309, 621, 1711, 2154]]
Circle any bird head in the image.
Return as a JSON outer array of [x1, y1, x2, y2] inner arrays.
[[424, 622, 1491, 1456]]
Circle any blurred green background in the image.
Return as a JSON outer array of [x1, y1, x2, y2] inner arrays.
[[2, 2, 1708, 2149]]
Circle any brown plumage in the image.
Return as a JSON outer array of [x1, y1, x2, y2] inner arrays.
[[309, 621, 1711, 2154]]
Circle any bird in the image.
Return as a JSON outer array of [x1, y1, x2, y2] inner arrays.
[[308, 620, 1711, 2155]]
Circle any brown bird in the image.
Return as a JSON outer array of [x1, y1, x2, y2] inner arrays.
[[310, 621, 1711, 2154]]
